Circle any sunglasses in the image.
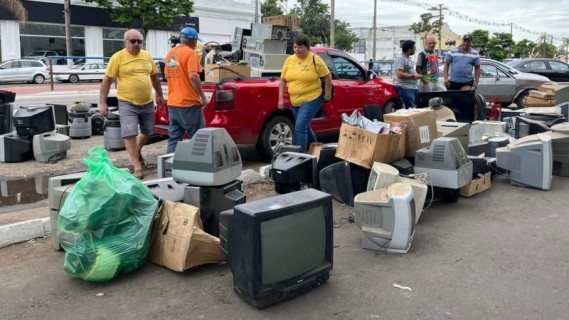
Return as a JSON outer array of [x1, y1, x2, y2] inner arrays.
[[128, 39, 143, 44]]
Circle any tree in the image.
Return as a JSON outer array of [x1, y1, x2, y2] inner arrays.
[[291, 0, 330, 46], [486, 32, 514, 61], [511, 39, 536, 59], [334, 20, 358, 52], [409, 12, 442, 40], [1, 0, 27, 21], [84, 0, 194, 45], [557, 38, 569, 61], [261, 0, 285, 18], [470, 29, 489, 54], [535, 34, 557, 58]]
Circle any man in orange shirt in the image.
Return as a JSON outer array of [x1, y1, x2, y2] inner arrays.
[[164, 27, 208, 153]]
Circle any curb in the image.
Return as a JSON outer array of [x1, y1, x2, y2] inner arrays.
[[0, 169, 267, 249]]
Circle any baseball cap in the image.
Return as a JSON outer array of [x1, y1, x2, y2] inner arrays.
[[462, 34, 473, 41], [180, 27, 203, 41]]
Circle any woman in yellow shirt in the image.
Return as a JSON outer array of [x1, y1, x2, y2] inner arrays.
[[278, 35, 332, 151]]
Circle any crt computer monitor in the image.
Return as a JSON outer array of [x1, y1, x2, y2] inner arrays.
[[544, 123, 569, 177], [354, 183, 415, 253], [220, 188, 333, 309], [270, 152, 317, 194], [12, 105, 56, 138], [319, 161, 370, 206], [366, 162, 400, 191], [496, 133, 552, 190]]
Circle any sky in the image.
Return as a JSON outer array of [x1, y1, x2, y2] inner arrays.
[[282, 0, 569, 44]]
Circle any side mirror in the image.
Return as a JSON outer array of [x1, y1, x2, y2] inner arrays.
[[367, 70, 376, 80]]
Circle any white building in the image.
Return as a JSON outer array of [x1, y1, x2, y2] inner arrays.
[[0, 0, 257, 61]]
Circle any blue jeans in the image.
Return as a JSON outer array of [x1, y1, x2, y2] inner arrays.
[[166, 106, 205, 153], [292, 96, 322, 152], [397, 86, 419, 109]]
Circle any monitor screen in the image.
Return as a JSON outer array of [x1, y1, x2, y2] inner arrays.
[[261, 206, 325, 284], [12, 105, 55, 138], [226, 188, 333, 308]]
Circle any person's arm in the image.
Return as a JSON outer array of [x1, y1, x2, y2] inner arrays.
[[395, 69, 421, 80], [473, 64, 481, 90], [278, 78, 287, 110], [415, 53, 428, 84], [189, 71, 208, 108], [150, 73, 164, 108], [323, 74, 332, 102], [443, 61, 451, 88], [99, 75, 114, 117]]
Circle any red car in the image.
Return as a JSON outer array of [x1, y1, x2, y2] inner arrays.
[[155, 47, 401, 161]]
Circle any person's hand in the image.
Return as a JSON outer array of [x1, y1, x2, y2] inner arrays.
[[444, 78, 450, 88], [472, 81, 479, 90], [201, 95, 208, 109], [99, 102, 109, 117], [278, 98, 285, 110], [323, 92, 332, 102], [155, 95, 164, 109]]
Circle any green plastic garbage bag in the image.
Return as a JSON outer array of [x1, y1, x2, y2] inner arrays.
[[57, 146, 159, 282]]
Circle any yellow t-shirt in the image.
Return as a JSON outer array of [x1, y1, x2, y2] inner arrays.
[[281, 52, 330, 106], [105, 49, 158, 106]]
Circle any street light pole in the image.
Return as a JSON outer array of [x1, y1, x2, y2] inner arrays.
[[372, 0, 377, 61], [330, 0, 335, 48], [64, 0, 73, 68]]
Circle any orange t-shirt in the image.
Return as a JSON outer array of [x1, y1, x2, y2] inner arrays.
[[164, 45, 202, 107]]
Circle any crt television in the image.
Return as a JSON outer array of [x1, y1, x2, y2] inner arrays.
[[12, 105, 56, 138], [544, 123, 569, 177], [354, 183, 415, 253], [270, 152, 317, 194], [496, 133, 552, 190], [417, 90, 476, 123], [221, 188, 333, 309]]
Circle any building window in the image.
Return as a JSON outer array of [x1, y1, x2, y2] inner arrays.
[[351, 38, 366, 54], [19, 23, 85, 64], [103, 28, 128, 58]]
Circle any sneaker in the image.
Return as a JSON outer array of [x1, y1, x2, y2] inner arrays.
[[133, 169, 144, 180]]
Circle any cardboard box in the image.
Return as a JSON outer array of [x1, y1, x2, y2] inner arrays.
[[335, 123, 405, 169], [384, 109, 437, 157], [437, 121, 470, 152], [262, 15, 300, 30], [148, 201, 224, 272], [540, 82, 569, 104], [308, 142, 324, 160], [529, 90, 554, 100], [460, 172, 491, 197], [204, 64, 251, 83], [526, 96, 556, 107]]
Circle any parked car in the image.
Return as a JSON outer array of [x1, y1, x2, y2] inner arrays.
[[0, 59, 51, 84], [507, 58, 569, 83], [55, 63, 107, 83], [155, 47, 402, 161], [22, 50, 65, 65], [441, 58, 550, 108]]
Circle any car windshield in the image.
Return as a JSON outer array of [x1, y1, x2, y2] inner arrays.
[[73, 64, 85, 69], [488, 60, 518, 74], [29, 51, 46, 56]]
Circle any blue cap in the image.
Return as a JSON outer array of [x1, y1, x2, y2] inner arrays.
[[180, 27, 202, 42]]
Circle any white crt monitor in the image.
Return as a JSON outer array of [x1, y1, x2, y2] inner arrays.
[[366, 162, 400, 191], [354, 183, 415, 253], [496, 133, 552, 190], [546, 123, 569, 176]]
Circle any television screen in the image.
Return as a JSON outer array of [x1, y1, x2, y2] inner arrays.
[[12, 105, 55, 138], [417, 90, 476, 123], [224, 188, 333, 308]]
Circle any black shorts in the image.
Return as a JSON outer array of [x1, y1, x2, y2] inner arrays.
[[449, 81, 474, 90]]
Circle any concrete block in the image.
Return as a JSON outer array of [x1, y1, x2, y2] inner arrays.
[[0, 219, 46, 248]]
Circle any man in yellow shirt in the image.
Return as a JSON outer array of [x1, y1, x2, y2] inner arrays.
[[99, 29, 164, 179]]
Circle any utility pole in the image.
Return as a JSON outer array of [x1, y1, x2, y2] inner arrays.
[[429, 4, 447, 56], [254, 0, 259, 23], [330, 0, 335, 48], [510, 23, 513, 37], [372, 0, 377, 61], [64, 0, 73, 68]]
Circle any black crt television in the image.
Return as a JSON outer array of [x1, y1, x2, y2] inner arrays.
[[221, 188, 333, 309], [417, 90, 477, 123], [12, 105, 55, 138]]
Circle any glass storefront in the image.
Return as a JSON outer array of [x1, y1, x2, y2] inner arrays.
[[103, 28, 127, 58], [20, 23, 85, 64]]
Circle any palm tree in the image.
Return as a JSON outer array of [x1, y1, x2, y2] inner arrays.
[[560, 37, 569, 62], [1, 0, 28, 22]]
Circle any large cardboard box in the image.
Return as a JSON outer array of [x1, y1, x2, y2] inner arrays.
[[335, 123, 405, 169], [148, 201, 224, 272], [262, 15, 300, 30], [204, 64, 251, 83], [384, 109, 437, 157], [526, 96, 556, 107], [529, 90, 554, 100], [540, 82, 569, 104], [460, 172, 491, 197]]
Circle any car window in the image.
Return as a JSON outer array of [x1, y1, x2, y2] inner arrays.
[[529, 61, 547, 70], [31, 61, 43, 67], [20, 61, 32, 68], [480, 65, 504, 78], [46, 52, 56, 57], [332, 56, 364, 81], [549, 61, 569, 71], [2, 61, 17, 69]]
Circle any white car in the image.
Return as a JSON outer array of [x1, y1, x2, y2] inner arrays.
[[56, 63, 107, 83], [0, 59, 51, 84]]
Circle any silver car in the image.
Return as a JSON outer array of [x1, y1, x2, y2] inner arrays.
[[442, 59, 550, 108], [55, 63, 107, 83], [0, 59, 51, 84]]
